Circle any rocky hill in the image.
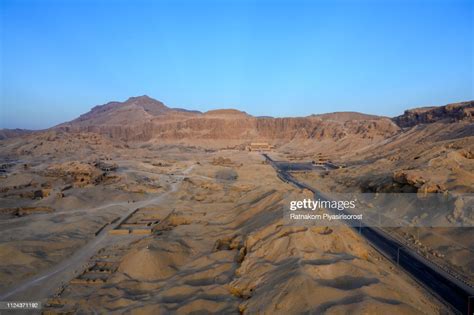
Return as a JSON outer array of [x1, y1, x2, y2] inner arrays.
[[311, 111, 384, 122], [0, 129, 33, 140], [393, 101, 473, 128], [55, 96, 400, 145]]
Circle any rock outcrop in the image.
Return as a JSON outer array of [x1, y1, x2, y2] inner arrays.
[[0, 129, 33, 140], [393, 101, 473, 128], [55, 96, 400, 144], [46, 161, 104, 187]]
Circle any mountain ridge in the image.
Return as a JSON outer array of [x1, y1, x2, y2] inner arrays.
[[393, 101, 473, 128], [3, 96, 472, 146], [54, 96, 401, 144]]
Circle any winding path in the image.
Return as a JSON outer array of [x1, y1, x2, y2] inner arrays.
[[0, 165, 195, 301], [263, 153, 474, 315]]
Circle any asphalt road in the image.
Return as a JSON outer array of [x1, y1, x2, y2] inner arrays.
[[263, 153, 474, 315]]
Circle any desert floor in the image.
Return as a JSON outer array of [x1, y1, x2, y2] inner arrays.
[[0, 140, 452, 314]]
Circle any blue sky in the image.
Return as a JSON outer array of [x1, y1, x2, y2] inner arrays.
[[1, 0, 472, 129]]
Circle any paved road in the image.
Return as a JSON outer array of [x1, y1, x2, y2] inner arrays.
[[263, 154, 474, 315]]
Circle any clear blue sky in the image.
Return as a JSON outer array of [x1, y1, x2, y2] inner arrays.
[[1, 0, 473, 129]]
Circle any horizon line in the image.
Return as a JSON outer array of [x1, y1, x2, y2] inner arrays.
[[1, 96, 472, 131]]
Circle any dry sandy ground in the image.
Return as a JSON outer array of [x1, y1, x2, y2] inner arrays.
[[32, 151, 445, 314], [0, 132, 459, 314], [0, 133, 194, 292], [292, 121, 474, 285]]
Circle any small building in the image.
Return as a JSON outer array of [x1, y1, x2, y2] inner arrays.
[[246, 142, 274, 151]]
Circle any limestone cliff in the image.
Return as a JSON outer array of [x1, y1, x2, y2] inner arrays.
[[393, 101, 473, 128], [55, 96, 400, 144]]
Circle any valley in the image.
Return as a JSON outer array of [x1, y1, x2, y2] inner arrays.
[[0, 96, 472, 314]]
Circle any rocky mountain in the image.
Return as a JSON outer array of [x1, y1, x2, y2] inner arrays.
[[63, 96, 187, 126], [55, 96, 400, 145], [311, 112, 384, 122], [393, 101, 473, 128], [0, 129, 33, 140]]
